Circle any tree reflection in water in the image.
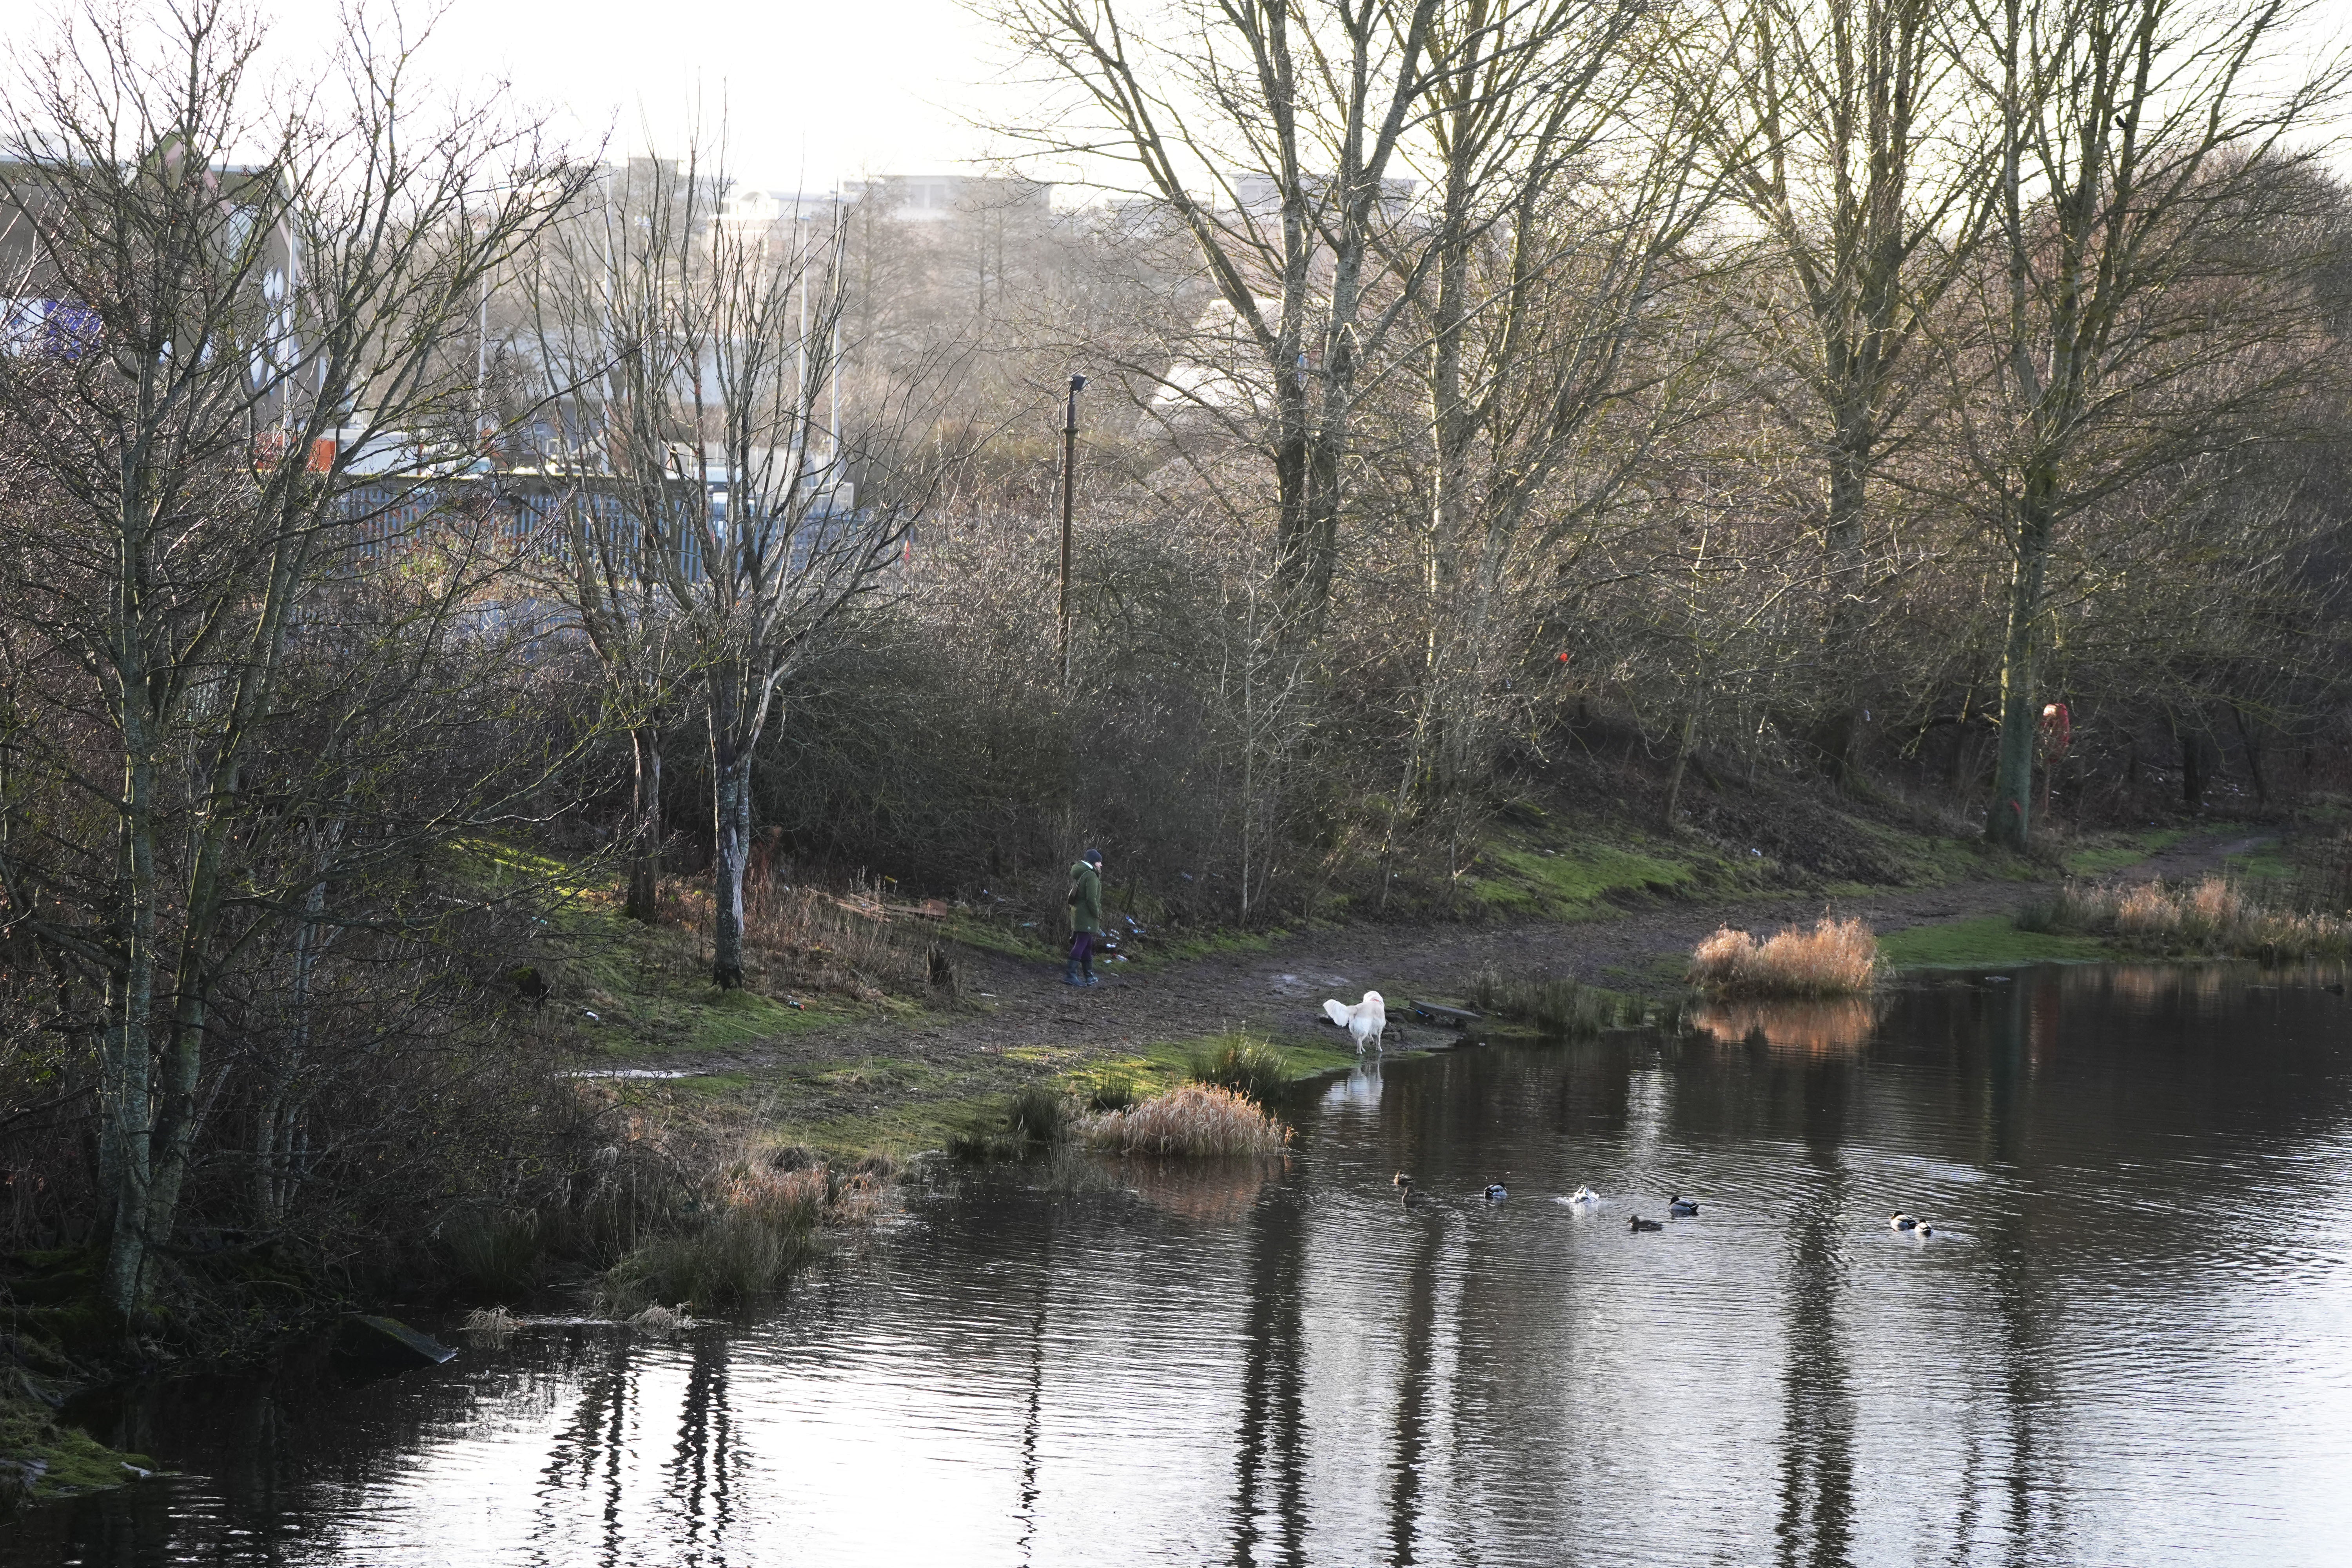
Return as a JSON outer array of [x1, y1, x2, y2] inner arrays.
[[11, 962, 2352, 1567]]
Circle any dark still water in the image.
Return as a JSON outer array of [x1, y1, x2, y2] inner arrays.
[[10, 963, 2352, 1567]]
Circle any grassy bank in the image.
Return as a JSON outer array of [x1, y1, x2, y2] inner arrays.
[[1, 1385, 155, 1509]]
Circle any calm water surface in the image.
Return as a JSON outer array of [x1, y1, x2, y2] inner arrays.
[[9, 962, 2352, 1566]]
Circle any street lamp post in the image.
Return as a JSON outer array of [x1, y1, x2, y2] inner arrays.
[[1059, 373, 1085, 685]]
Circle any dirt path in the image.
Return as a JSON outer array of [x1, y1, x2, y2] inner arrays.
[[678, 829, 2267, 1081]]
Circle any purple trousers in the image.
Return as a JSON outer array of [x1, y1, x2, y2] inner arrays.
[[1069, 931, 1099, 971]]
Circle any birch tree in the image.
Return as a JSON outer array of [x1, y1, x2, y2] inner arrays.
[[0, 0, 579, 1328]]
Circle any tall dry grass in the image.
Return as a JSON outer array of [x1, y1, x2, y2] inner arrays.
[[597, 1150, 888, 1312], [1686, 916, 1878, 996], [2022, 873, 2351, 960], [1080, 1084, 1293, 1158]]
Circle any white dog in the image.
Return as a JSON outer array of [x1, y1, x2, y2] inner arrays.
[[1323, 990, 1387, 1053]]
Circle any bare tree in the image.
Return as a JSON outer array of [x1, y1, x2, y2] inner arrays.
[[1690, 0, 1993, 778], [523, 147, 953, 987], [1391, 0, 1722, 822], [1953, 0, 2348, 846], [996, 0, 1443, 626], [0, 0, 581, 1328]]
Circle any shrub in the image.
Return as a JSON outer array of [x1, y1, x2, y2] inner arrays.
[[597, 1156, 853, 1312], [1686, 916, 1878, 996], [2023, 873, 2352, 961], [1008, 1083, 1078, 1147], [1189, 1035, 1292, 1107], [1469, 964, 1622, 1037], [1083, 1075, 1141, 1113], [1080, 1084, 1292, 1158]]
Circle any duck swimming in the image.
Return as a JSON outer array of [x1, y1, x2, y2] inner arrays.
[[1483, 1183, 1508, 1201], [1668, 1195, 1699, 1216], [1394, 1174, 1435, 1207], [1628, 1216, 1664, 1232], [1570, 1186, 1599, 1204], [1890, 1212, 1934, 1236]]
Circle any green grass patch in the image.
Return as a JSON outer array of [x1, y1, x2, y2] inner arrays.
[[2064, 827, 2190, 876], [2223, 838, 2293, 884], [1463, 839, 1702, 918], [1878, 915, 2115, 969]]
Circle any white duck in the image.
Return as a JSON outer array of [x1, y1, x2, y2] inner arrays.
[[1324, 990, 1388, 1053]]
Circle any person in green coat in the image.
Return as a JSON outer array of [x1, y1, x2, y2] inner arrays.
[[1065, 848, 1105, 987]]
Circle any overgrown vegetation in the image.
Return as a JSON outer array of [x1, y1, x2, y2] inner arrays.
[[1187, 1036, 1295, 1109], [1687, 919, 1881, 997], [2019, 875, 2352, 961], [1078, 1085, 1294, 1158], [1469, 966, 1648, 1037]]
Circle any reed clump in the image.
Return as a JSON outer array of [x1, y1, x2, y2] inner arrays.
[[1080, 1084, 1292, 1158], [2018, 873, 2351, 960], [461, 1305, 520, 1337], [1469, 964, 1640, 1036], [1188, 1034, 1293, 1107], [1686, 916, 1878, 996], [597, 1150, 880, 1312]]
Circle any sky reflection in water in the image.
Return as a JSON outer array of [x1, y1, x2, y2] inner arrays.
[[11, 962, 2352, 1567]]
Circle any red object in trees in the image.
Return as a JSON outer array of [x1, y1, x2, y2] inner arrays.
[[2038, 702, 2071, 761]]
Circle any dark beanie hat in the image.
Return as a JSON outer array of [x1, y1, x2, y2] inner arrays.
[[1082, 849, 1103, 865]]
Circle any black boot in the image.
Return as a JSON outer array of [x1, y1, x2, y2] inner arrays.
[[1063, 958, 1084, 986]]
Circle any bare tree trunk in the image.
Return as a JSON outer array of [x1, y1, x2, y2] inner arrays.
[[1987, 492, 2051, 850], [626, 725, 663, 924], [708, 690, 752, 990]]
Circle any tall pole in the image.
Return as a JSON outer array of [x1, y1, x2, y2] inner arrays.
[[1059, 373, 1085, 685]]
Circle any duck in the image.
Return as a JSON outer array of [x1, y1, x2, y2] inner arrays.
[[1394, 1173, 1435, 1207], [1628, 1215, 1664, 1232], [1890, 1212, 1933, 1236], [1483, 1183, 1508, 1201], [1668, 1195, 1699, 1216], [1569, 1185, 1599, 1205]]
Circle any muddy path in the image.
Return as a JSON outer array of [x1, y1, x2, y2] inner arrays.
[[680, 829, 2267, 1078]]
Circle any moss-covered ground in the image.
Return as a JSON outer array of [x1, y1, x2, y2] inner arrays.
[[2, 1387, 156, 1506], [609, 1031, 1368, 1169]]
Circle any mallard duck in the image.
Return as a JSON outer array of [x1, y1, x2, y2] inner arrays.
[[1629, 1216, 1664, 1232], [1483, 1183, 1508, 1201], [1668, 1195, 1699, 1216]]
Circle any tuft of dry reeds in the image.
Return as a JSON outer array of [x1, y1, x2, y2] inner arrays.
[[2020, 873, 2351, 960], [627, 1302, 697, 1334], [1080, 1084, 1292, 1158], [1686, 916, 1878, 996], [461, 1305, 519, 1336], [596, 1147, 884, 1312]]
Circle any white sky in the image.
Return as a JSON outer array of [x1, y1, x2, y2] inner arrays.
[[4, 0, 2352, 191], [0, 0, 1036, 190]]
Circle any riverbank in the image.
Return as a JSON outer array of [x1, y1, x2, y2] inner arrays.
[[0, 815, 2306, 1512], [575, 822, 2285, 1176]]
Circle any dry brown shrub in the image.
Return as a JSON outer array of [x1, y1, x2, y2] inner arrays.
[[1081, 1084, 1293, 1157], [1686, 916, 1878, 996], [2041, 874, 2351, 960]]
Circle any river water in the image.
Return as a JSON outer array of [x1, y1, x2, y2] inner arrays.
[[9, 961, 2351, 1567]]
